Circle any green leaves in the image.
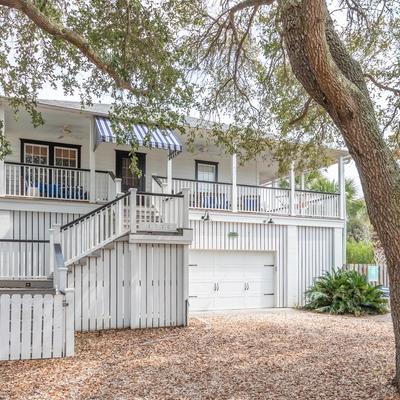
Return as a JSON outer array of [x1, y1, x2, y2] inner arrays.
[[304, 269, 388, 316], [0, 0, 194, 156]]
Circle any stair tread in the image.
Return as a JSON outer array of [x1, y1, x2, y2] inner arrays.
[[0, 288, 56, 295], [0, 278, 54, 289]]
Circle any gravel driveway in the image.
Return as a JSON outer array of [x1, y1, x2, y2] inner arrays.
[[0, 309, 398, 400]]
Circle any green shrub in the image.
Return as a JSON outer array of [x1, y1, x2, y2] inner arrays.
[[304, 269, 388, 315], [346, 239, 375, 264]]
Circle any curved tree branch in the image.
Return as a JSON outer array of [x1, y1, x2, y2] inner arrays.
[[288, 96, 313, 126], [0, 0, 148, 96], [365, 74, 400, 96]]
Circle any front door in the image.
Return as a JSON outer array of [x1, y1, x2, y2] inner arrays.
[[115, 151, 146, 192]]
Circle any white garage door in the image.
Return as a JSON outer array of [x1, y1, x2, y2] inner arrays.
[[189, 250, 275, 311]]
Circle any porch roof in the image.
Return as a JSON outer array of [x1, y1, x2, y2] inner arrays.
[[95, 116, 182, 157]]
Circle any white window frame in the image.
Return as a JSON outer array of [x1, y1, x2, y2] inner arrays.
[[54, 146, 78, 169], [196, 162, 217, 182], [23, 143, 49, 165]]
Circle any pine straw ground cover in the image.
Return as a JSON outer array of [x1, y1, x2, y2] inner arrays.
[[0, 310, 399, 400]]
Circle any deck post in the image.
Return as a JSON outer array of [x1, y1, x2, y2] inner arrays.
[[338, 156, 346, 219], [231, 153, 237, 212], [89, 117, 96, 203], [115, 178, 122, 196], [300, 173, 305, 190], [129, 188, 137, 234], [289, 162, 296, 216], [167, 157, 172, 193], [0, 104, 5, 197], [64, 288, 75, 357], [49, 227, 55, 277], [51, 223, 63, 290], [0, 160, 4, 197], [182, 187, 190, 229]]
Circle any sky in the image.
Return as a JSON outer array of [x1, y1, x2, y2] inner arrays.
[[38, 84, 364, 198]]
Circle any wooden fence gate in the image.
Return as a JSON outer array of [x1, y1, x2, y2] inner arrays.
[[0, 290, 74, 361]]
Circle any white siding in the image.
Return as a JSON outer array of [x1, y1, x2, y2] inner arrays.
[[68, 241, 188, 331], [0, 210, 81, 240], [297, 226, 335, 306], [0, 210, 82, 277]]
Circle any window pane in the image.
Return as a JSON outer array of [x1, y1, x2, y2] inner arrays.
[[24, 144, 48, 165], [198, 163, 216, 182], [54, 147, 77, 168]]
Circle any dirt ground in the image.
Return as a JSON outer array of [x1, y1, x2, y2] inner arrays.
[[0, 309, 398, 400]]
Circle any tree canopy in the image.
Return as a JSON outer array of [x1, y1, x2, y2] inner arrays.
[[0, 1, 398, 173]]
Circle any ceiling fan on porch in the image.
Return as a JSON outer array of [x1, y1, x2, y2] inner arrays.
[[56, 125, 82, 141]]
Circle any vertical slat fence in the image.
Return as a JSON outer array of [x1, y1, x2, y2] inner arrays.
[[0, 292, 74, 360]]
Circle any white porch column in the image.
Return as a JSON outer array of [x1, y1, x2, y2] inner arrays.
[[167, 157, 172, 194], [289, 162, 296, 216], [300, 173, 305, 190], [89, 118, 96, 203], [338, 156, 346, 219], [0, 104, 5, 197], [231, 153, 237, 212]]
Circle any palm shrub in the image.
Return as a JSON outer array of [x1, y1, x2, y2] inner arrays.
[[304, 269, 388, 315]]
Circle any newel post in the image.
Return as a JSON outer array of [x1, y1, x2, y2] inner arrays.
[[115, 178, 122, 196], [129, 188, 137, 234], [182, 187, 190, 229], [50, 223, 67, 292], [289, 162, 296, 216], [49, 227, 55, 277]]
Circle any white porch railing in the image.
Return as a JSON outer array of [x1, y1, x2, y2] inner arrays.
[[294, 190, 340, 218], [4, 162, 111, 202], [59, 190, 188, 266], [155, 176, 233, 210], [237, 184, 291, 214], [153, 176, 340, 218]]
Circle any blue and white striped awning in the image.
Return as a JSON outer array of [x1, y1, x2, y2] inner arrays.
[[95, 116, 182, 157]]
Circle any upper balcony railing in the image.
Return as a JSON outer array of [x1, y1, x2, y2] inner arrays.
[[3, 162, 113, 202], [153, 176, 340, 219]]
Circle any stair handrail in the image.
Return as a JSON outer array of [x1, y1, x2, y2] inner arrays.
[[60, 191, 130, 231]]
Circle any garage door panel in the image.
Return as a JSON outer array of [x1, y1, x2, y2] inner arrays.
[[189, 297, 215, 311], [214, 267, 244, 281], [189, 250, 275, 311], [215, 296, 246, 310], [245, 295, 274, 309], [247, 280, 274, 294], [244, 266, 273, 279], [190, 281, 215, 296], [218, 281, 245, 295], [189, 265, 214, 279]]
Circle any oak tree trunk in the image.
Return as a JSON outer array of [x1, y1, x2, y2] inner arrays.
[[280, 0, 400, 388]]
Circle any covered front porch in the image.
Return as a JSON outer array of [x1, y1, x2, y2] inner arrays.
[[0, 100, 348, 220]]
